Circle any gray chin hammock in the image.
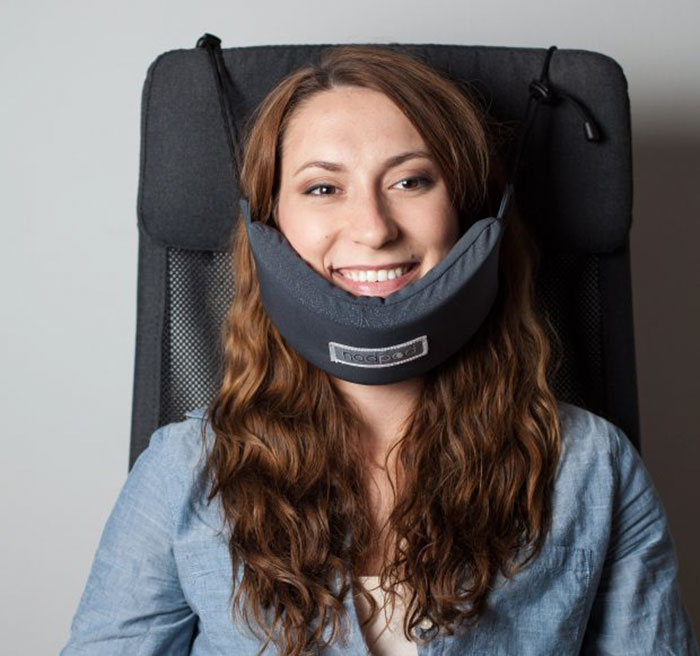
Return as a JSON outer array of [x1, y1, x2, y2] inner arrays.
[[197, 36, 600, 384]]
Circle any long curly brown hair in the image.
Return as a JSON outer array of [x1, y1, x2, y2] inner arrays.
[[203, 45, 563, 656]]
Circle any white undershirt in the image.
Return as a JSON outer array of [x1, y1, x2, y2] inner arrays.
[[355, 575, 419, 656]]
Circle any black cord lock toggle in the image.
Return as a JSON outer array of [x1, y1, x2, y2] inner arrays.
[[529, 79, 557, 104]]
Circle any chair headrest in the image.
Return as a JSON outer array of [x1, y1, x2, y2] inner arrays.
[[138, 44, 632, 254]]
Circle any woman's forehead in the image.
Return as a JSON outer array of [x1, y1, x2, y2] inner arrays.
[[280, 87, 428, 168]]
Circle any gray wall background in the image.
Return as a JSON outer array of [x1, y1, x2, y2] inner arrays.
[[1, 1, 697, 653]]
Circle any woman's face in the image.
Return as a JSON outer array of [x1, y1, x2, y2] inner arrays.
[[275, 86, 459, 297]]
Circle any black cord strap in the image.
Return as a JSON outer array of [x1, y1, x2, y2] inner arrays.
[[528, 46, 601, 142], [196, 33, 242, 184], [497, 45, 602, 221]]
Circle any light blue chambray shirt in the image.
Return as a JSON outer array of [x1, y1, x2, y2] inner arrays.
[[61, 401, 699, 655]]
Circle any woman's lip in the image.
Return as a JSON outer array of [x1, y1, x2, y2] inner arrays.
[[331, 263, 419, 296]]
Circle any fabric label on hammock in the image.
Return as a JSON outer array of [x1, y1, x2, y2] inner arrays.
[[328, 336, 428, 368]]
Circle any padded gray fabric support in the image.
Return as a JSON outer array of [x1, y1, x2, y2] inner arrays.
[[247, 205, 503, 383], [138, 44, 631, 254]]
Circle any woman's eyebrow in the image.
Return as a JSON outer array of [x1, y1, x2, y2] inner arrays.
[[293, 150, 433, 176]]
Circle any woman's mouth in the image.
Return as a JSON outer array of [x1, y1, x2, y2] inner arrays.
[[331, 263, 420, 296]]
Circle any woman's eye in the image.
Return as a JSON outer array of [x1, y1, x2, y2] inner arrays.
[[394, 176, 431, 190], [305, 184, 338, 196]]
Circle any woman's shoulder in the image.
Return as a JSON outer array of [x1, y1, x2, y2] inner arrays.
[[547, 402, 697, 653], [145, 406, 211, 465], [553, 398, 647, 495], [132, 407, 213, 505], [130, 407, 225, 530], [549, 399, 659, 549], [555, 399, 636, 471]]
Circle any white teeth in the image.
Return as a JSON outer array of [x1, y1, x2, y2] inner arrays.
[[339, 265, 411, 282]]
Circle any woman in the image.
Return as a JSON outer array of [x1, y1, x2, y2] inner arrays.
[[62, 45, 698, 656]]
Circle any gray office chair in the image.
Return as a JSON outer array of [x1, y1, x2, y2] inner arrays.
[[129, 38, 638, 468]]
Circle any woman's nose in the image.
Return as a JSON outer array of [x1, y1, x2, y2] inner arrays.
[[346, 192, 399, 248]]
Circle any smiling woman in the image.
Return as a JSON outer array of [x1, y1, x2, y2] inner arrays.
[[275, 86, 459, 299], [61, 44, 698, 656]]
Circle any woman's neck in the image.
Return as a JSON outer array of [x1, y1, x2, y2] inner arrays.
[[331, 375, 424, 468]]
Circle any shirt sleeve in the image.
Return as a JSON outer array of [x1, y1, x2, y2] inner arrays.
[[60, 425, 197, 655], [580, 424, 699, 655]]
